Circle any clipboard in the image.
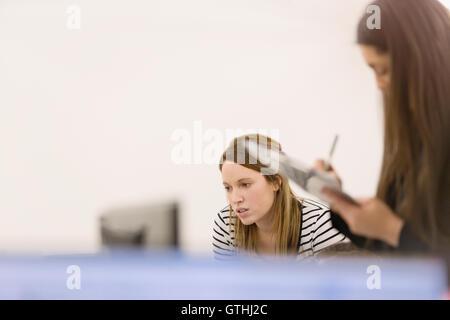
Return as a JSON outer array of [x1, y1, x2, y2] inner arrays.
[[244, 140, 360, 207], [244, 140, 369, 247]]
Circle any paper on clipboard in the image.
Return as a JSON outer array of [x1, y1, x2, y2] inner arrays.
[[245, 140, 359, 207]]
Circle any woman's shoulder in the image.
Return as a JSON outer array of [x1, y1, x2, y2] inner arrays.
[[212, 205, 236, 259], [297, 197, 348, 254], [298, 197, 334, 235], [215, 205, 235, 226], [298, 197, 330, 215], [213, 205, 236, 238]]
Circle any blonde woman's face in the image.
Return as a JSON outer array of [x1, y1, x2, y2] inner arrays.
[[359, 45, 391, 93], [221, 161, 279, 226]]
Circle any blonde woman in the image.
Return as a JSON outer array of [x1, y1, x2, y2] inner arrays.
[[212, 134, 350, 260]]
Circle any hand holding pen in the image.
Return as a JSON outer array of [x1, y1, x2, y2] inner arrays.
[[314, 134, 342, 188], [313, 135, 402, 246]]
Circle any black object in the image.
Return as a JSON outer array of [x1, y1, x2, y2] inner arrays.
[[99, 200, 179, 250], [330, 211, 392, 251], [100, 225, 146, 247], [330, 211, 367, 248]]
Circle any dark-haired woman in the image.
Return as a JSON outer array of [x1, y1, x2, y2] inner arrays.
[[318, 0, 450, 256]]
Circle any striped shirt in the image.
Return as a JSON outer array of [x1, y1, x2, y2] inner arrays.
[[212, 198, 349, 260]]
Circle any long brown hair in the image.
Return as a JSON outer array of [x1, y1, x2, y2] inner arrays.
[[218, 134, 301, 255], [357, 0, 450, 249]]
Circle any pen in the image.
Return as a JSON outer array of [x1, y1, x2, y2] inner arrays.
[[325, 134, 338, 171]]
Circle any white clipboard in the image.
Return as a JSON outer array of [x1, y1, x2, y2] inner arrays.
[[244, 140, 360, 206]]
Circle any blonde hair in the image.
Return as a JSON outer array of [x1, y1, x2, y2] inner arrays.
[[218, 134, 302, 255]]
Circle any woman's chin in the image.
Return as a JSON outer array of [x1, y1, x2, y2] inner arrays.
[[238, 217, 253, 225]]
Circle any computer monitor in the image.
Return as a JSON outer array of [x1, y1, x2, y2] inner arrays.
[[99, 200, 179, 250]]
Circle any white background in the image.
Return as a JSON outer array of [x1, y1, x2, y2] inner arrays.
[[0, 0, 388, 255]]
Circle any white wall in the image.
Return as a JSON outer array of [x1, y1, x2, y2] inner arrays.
[[440, 0, 450, 9], [0, 0, 382, 255]]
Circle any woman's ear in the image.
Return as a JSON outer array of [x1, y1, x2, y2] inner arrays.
[[273, 175, 282, 191]]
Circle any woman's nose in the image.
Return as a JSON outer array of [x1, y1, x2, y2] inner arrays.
[[376, 75, 388, 92], [230, 190, 243, 203], [376, 78, 386, 91]]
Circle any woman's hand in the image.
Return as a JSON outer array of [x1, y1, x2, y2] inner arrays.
[[314, 159, 342, 188], [322, 187, 404, 247]]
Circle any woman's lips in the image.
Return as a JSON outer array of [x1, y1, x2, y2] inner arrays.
[[236, 209, 249, 216]]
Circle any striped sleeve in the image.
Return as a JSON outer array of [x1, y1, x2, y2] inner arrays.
[[310, 203, 349, 254], [212, 207, 236, 260]]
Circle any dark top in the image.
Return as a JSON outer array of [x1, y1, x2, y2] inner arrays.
[[331, 180, 450, 286], [330, 180, 429, 253]]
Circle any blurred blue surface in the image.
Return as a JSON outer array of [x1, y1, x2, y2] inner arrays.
[[0, 249, 447, 299]]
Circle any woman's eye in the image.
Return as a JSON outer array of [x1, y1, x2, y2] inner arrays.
[[242, 183, 251, 188], [224, 186, 230, 191]]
